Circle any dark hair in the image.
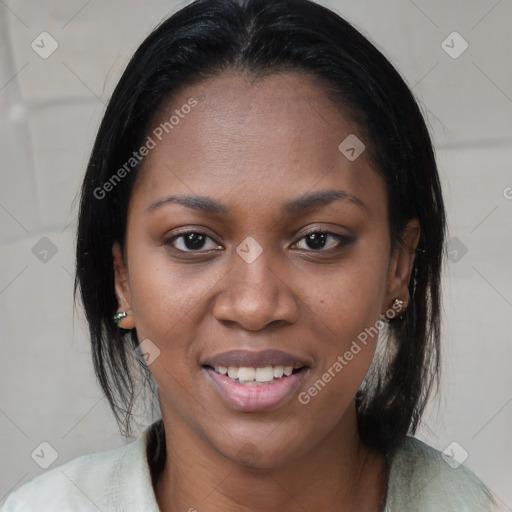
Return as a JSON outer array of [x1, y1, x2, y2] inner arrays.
[[75, 0, 446, 454]]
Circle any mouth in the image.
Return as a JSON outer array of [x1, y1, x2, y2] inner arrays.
[[201, 350, 310, 412]]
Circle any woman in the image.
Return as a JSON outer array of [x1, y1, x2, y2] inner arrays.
[[3, 0, 496, 510]]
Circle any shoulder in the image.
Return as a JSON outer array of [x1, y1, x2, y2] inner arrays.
[[2, 424, 160, 512], [385, 436, 496, 511]]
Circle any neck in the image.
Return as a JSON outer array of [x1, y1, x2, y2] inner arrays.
[[154, 403, 388, 512]]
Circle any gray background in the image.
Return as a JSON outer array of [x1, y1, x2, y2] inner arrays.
[[1, 0, 511, 508]]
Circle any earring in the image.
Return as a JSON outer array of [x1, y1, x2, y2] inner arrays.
[[113, 312, 128, 325], [383, 298, 406, 323], [392, 298, 405, 310], [113, 311, 135, 330]]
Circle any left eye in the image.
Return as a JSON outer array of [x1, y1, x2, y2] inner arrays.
[[166, 232, 221, 252], [294, 231, 349, 251]]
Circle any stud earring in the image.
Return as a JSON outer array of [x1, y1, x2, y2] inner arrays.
[[113, 311, 135, 330], [383, 298, 406, 323], [392, 298, 405, 310], [113, 311, 128, 325]]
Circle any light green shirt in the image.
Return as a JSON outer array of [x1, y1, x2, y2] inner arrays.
[[2, 423, 496, 511]]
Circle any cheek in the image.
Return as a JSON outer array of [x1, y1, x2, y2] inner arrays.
[[301, 239, 390, 394], [129, 262, 177, 333], [125, 239, 227, 363], [310, 243, 389, 340], [125, 227, 196, 321]]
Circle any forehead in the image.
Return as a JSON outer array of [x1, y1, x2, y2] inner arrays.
[[131, 72, 385, 215]]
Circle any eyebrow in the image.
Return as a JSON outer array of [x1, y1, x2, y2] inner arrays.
[[145, 189, 366, 216], [146, 194, 229, 215], [282, 190, 366, 215]]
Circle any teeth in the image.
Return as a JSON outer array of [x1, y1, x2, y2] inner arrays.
[[213, 365, 300, 383], [238, 367, 256, 381], [273, 366, 284, 378], [256, 366, 274, 382]]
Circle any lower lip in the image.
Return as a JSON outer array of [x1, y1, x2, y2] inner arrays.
[[204, 367, 308, 412]]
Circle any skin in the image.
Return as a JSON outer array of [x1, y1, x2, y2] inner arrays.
[[113, 72, 420, 512]]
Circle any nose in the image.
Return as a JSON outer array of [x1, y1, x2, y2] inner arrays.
[[212, 249, 299, 331]]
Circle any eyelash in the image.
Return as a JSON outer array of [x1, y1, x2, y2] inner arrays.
[[163, 229, 353, 254]]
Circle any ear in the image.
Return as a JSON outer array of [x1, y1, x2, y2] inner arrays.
[[112, 243, 135, 329], [382, 219, 421, 316]]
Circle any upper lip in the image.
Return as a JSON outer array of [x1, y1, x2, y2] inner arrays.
[[202, 349, 310, 369]]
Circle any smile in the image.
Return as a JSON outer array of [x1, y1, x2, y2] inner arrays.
[[201, 350, 310, 412]]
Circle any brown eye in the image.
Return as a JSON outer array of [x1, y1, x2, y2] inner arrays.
[[165, 231, 221, 252], [294, 231, 353, 252]]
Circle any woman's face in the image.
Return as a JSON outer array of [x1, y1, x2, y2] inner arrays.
[[114, 72, 418, 466]]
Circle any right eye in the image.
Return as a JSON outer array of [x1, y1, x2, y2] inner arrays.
[[164, 231, 223, 253]]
